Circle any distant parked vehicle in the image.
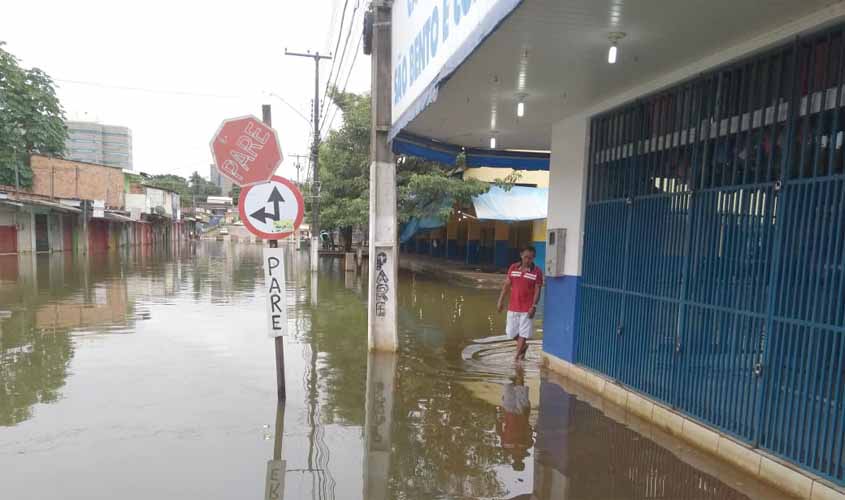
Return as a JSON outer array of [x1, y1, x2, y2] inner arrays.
[[233, 221, 244, 226], [219, 228, 229, 236]]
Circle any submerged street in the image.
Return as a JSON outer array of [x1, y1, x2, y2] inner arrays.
[[0, 242, 791, 499]]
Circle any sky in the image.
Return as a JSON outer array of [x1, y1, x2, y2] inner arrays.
[[0, 0, 371, 181]]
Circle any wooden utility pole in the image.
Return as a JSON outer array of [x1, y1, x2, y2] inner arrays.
[[284, 49, 332, 272], [263, 103, 286, 402], [367, 0, 399, 352]]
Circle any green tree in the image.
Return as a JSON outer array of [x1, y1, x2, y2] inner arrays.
[[188, 170, 222, 202], [144, 172, 220, 207], [318, 90, 488, 250], [145, 174, 190, 204], [230, 185, 241, 205], [0, 42, 67, 188]]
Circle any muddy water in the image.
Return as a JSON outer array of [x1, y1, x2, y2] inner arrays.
[[0, 243, 792, 499]]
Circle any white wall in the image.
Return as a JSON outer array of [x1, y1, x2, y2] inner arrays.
[[548, 114, 589, 277]]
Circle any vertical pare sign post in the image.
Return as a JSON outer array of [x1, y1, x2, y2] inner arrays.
[[264, 247, 287, 337]]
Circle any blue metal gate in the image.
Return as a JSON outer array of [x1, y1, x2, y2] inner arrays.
[[577, 27, 845, 485]]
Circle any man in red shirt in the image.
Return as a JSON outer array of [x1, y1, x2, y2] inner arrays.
[[497, 246, 543, 361]]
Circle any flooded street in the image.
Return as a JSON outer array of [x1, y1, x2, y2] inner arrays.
[[0, 243, 791, 500]]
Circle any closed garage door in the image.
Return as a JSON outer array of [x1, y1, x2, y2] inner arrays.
[[0, 226, 16, 254]]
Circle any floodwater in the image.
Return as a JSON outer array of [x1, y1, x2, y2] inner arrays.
[[0, 243, 793, 500]]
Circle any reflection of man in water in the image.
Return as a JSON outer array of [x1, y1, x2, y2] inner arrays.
[[496, 368, 533, 471]]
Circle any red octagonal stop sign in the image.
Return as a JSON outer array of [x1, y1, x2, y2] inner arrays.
[[210, 115, 283, 187]]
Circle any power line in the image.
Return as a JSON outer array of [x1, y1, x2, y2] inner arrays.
[[319, 0, 361, 135], [318, 0, 350, 123], [266, 92, 312, 125], [322, 33, 363, 137], [56, 78, 243, 99]]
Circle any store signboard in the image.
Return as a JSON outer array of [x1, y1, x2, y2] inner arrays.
[[391, 0, 520, 129]]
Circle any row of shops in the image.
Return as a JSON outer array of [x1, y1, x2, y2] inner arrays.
[[0, 155, 192, 256], [400, 184, 548, 270], [385, 0, 845, 493]]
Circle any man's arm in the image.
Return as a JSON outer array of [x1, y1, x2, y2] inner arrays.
[[497, 278, 511, 313], [528, 280, 542, 318]]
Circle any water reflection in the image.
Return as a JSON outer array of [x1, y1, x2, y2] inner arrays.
[[363, 352, 396, 500], [497, 367, 533, 473], [0, 253, 134, 426], [0, 244, 790, 500], [265, 403, 287, 500]]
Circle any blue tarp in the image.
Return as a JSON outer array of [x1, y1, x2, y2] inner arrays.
[[399, 197, 453, 243], [399, 214, 447, 243], [472, 186, 548, 221], [392, 133, 460, 165], [392, 132, 550, 171]]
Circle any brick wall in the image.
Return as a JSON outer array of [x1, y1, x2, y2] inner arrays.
[[28, 155, 125, 209]]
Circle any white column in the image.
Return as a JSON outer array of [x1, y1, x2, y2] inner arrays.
[[367, 0, 398, 352], [544, 113, 590, 363], [548, 114, 590, 277]]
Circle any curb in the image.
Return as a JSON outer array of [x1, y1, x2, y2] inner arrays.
[[542, 352, 845, 500]]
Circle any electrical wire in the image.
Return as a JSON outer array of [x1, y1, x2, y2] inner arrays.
[[318, 0, 350, 124], [56, 78, 244, 99], [319, 0, 361, 135], [322, 33, 362, 138]]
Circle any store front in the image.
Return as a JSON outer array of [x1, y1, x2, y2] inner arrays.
[[388, 0, 845, 490]]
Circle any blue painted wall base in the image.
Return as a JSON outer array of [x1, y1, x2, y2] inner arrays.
[[542, 275, 581, 363], [447, 239, 458, 260], [466, 240, 480, 265], [494, 241, 510, 268]]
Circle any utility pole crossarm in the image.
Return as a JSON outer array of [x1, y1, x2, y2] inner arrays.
[[284, 49, 333, 60]]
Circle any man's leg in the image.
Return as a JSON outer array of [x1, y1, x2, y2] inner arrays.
[[517, 336, 529, 360], [515, 336, 527, 361]]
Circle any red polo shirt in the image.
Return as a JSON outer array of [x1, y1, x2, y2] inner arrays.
[[508, 263, 543, 313]]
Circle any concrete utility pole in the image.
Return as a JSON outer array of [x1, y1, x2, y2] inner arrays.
[[263, 103, 286, 403], [367, 0, 399, 352], [284, 49, 332, 272]]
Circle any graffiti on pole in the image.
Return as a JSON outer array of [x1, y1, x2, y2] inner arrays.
[[375, 250, 390, 317]]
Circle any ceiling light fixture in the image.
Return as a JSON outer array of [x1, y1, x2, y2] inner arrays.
[[515, 93, 527, 118], [607, 32, 626, 65]]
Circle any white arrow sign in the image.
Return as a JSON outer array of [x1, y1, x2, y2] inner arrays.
[[239, 176, 305, 240]]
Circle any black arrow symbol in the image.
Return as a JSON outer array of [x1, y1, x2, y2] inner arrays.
[[250, 186, 285, 223]]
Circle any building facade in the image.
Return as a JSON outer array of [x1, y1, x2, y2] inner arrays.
[[209, 164, 234, 197], [0, 155, 185, 257], [387, 1, 845, 496], [65, 121, 133, 170]]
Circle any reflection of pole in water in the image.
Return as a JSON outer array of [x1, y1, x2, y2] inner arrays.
[[265, 403, 286, 500], [310, 272, 318, 306], [364, 352, 397, 500], [302, 343, 335, 500]]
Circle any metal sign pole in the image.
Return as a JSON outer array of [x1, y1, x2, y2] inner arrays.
[[263, 104, 286, 403]]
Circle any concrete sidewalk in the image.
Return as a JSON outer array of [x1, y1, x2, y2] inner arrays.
[[398, 254, 505, 289]]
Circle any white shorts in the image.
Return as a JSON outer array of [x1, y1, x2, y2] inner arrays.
[[506, 311, 534, 339]]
